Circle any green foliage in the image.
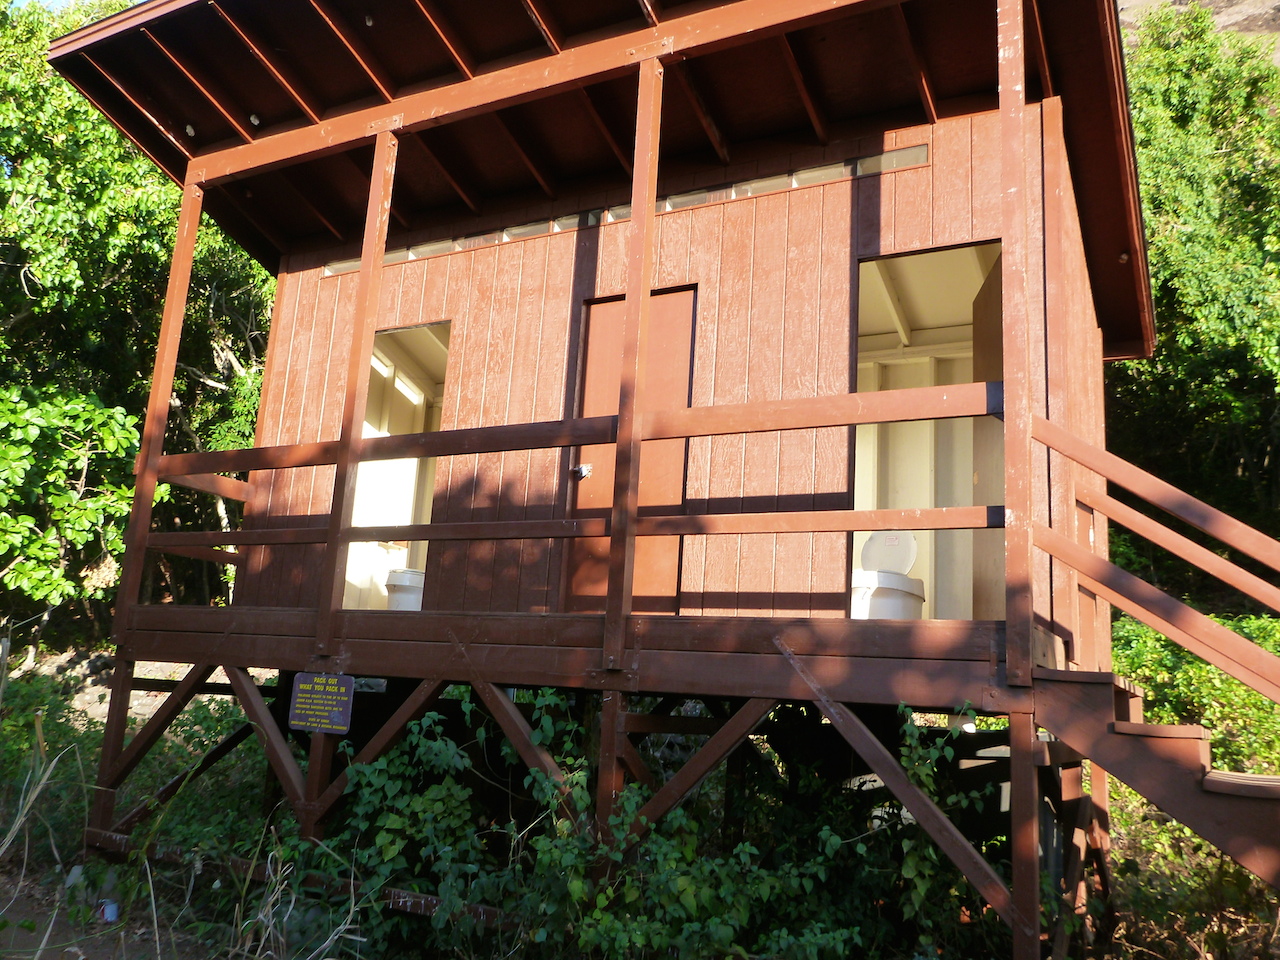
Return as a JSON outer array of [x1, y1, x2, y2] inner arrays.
[[1108, 615, 1280, 957], [1112, 614, 1280, 774], [0, 385, 137, 609], [263, 696, 1006, 959], [0, 0, 275, 639], [1111, 7, 1280, 601]]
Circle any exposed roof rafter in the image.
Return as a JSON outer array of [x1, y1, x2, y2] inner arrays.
[[872, 260, 912, 347], [519, 0, 564, 54], [892, 6, 937, 124], [408, 0, 475, 79], [217, 184, 288, 251], [1025, 0, 1055, 98], [306, 0, 397, 102], [776, 33, 828, 145], [274, 169, 346, 241], [81, 52, 193, 159], [670, 61, 729, 165], [335, 152, 411, 229], [403, 131, 481, 215], [142, 27, 252, 143], [578, 86, 632, 177], [636, 0, 661, 27], [210, 1, 322, 123], [494, 112, 557, 199]]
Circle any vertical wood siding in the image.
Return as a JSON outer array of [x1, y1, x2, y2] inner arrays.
[[244, 114, 1006, 613]]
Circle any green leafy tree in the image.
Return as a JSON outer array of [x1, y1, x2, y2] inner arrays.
[[0, 0, 273, 645], [1111, 7, 1280, 604]]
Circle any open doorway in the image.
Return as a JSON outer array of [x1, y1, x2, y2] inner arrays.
[[343, 322, 450, 610], [853, 243, 1003, 620]]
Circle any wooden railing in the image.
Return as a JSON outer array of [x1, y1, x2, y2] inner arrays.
[[144, 380, 1006, 568], [1031, 416, 1280, 703]]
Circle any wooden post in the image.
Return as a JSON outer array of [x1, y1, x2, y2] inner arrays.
[[603, 57, 663, 670], [114, 181, 204, 626], [1009, 709, 1042, 960], [595, 689, 626, 839], [314, 129, 400, 658], [95, 181, 202, 834], [998, 0, 1035, 687]]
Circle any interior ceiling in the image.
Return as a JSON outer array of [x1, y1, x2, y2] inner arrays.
[[858, 244, 1001, 346], [48, 0, 1153, 357]]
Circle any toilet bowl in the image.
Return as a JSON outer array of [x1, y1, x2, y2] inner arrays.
[[850, 531, 925, 619]]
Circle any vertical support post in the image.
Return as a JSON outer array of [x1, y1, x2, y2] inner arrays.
[[595, 689, 626, 840], [1041, 96, 1077, 670], [114, 181, 205, 626], [602, 58, 663, 670], [90, 658, 135, 831], [95, 181, 202, 836], [1009, 710, 1042, 960], [998, 0, 1034, 687], [301, 732, 335, 839], [315, 130, 400, 657]]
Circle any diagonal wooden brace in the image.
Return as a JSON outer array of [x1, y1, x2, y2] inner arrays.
[[106, 663, 216, 788], [227, 665, 305, 808], [773, 635, 1034, 940], [314, 677, 449, 817], [628, 697, 777, 844]]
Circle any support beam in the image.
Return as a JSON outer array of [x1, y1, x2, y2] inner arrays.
[[774, 635, 1032, 936], [105, 663, 217, 787], [142, 28, 252, 142], [472, 681, 568, 789], [519, 0, 564, 53], [210, 1, 322, 123], [113, 723, 254, 834], [403, 131, 481, 215], [636, 0, 661, 27], [669, 61, 730, 165], [114, 181, 204, 622], [314, 677, 449, 818], [306, 0, 397, 102], [1009, 710, 1042, 960], [579, 87, 633, 177], [216, 184, 289, 252], [629, 698, 776, 841], [998, 0, 1035, 687], [595, 689, 627, 838], [776, 34, 828, 144], [90, 659, 135, 831], [226, 665, 306, 807], [82, 53, 192, 159], [184, 0, 884, 184], [891, 6, 937, 124], [493, 113, 557, 199], [603, 57, 663, 670], [314, 130, 399, 657], [872, 259, 912, 347], [410, 0, 476, 79], [1026, 0, 1055, 98]]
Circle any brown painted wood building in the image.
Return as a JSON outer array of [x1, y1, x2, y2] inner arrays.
[[50, 0, 1280, 955]]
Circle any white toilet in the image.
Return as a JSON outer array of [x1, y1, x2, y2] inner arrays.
[[850, 531, 925, 619], [385, 568, 425, 611]]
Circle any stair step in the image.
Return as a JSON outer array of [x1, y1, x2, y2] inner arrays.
[[1203, 770, 1280, 800], [1111, 720, 1208, 740], [1033, 667, 1146, 698]]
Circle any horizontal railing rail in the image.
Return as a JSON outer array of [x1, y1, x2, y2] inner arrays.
[[145, 382, 1006, 560], [1031, 416, 1280, 704]]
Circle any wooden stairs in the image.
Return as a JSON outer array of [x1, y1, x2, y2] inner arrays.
[[1033, 667, 1280, 886]]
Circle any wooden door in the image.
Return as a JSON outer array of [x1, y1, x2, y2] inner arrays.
[[568, 289, 695, 614]]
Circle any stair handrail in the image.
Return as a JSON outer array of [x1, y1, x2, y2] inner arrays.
[[1032, 416, 1280, 576], [1030, 416, 1280, 704]]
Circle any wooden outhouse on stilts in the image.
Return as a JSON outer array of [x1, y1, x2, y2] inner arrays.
[[50, 0, 1280, 954]]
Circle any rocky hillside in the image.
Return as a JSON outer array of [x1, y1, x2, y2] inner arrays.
[[1119, 0, 1280, 59]]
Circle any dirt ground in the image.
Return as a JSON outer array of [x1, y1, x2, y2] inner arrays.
[[0, 867, 208, 960], [1120, 0, 1280, 60]]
